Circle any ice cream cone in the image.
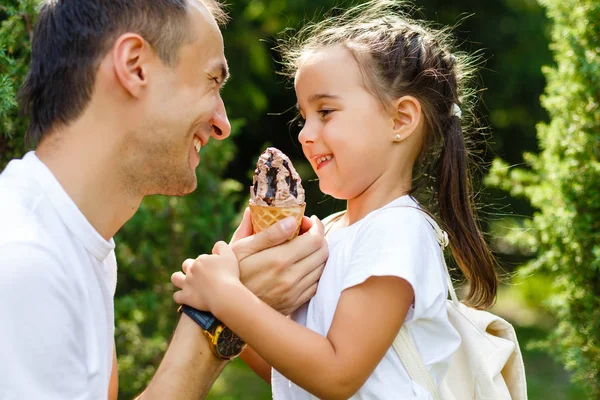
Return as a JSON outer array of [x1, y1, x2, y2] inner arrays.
[[249, 204, 306, 239]]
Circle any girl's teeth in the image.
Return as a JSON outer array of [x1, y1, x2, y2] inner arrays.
[[193, 137, 201, 153], [317, 155, 332, 164]]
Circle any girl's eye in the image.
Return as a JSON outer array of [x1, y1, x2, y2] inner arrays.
[[297, 118, 305, 128], [318, 109, 333, 118]]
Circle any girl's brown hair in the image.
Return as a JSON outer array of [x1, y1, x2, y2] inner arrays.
[[279, 0, 497, 309]]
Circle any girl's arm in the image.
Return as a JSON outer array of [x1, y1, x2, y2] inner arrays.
[[172, 242, 414, 400], [219, 275, 412, 399], [240, 346, 272, 384]]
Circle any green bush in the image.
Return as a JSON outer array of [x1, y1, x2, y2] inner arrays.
[[0, 0, 36, 164], [487, 0, 600, 395]]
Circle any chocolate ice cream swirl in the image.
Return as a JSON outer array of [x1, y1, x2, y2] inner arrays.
[[250, 147, 306, 207]]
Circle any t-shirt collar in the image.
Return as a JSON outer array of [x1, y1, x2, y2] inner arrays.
[[326, 195, 419, 244], [24, 151, 115, 260]]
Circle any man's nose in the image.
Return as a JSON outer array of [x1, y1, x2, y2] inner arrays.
[[210, 96, 231, 140]]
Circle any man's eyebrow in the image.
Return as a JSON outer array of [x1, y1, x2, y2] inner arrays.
[[296, 93, 341, 112], [219, 63, 230, 84], [210, 61, 230, 85]]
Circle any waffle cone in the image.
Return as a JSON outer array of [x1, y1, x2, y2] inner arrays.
[[249, 204, 306, 239]]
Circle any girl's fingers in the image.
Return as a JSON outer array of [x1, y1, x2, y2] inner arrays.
[[171, 271, 186, 289], [182, 258, 194, 274], [299, 215, 313, 235], [212, 240, 229, 255], [213, 240, 236, 259], [172, 289, 185, 305]]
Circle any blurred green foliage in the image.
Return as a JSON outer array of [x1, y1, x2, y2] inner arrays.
[[487, 0, 600, 395], [0, 0, 595, 398], [0, 0, 35, 160]]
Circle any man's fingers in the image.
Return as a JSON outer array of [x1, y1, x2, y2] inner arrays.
[[285, 246, 327, 290], [309, 215, 325, 236], [232, 216, 297, 261], [171, 271, 186, 289], [296, 261, 325, 293], [282, 225, 328, 268], [230, 208, 253, 244], [294, 282, 319, 308]]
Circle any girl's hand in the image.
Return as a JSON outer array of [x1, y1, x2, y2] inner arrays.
[[171, 241, 241, 313]]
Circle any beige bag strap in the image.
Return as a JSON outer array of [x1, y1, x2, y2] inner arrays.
[[393, 327, 441, 400], [412, 209, 460, 307], [392, 206, 458, 400]]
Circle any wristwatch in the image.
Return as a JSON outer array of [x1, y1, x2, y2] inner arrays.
[[179, 305, 246, 360]]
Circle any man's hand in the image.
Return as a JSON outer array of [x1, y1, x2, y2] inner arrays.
[[230, 208, 328, 316]]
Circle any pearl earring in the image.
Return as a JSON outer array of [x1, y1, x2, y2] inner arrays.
[[394, 134, 402, 142]]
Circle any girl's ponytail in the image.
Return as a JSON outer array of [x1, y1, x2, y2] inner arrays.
[[436, 114, 498, 309], [279, 0, 498, 309]]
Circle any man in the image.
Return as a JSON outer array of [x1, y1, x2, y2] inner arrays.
[[0, 0, 327, 399]]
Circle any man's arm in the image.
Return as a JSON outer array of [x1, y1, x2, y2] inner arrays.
[[136, 315, 227, 400], [138, 211, 327, 399], [109, 343, 118, 400]]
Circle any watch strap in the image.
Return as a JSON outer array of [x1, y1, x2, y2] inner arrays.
[[180, 304, 217, 331]]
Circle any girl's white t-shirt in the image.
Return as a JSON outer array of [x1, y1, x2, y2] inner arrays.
[[272, 195, 461, 399]]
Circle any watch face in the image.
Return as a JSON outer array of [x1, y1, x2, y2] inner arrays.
[[215, 326, 246, 358]]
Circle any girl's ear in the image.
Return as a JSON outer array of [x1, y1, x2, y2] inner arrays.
[[391, 96, 422, 140]]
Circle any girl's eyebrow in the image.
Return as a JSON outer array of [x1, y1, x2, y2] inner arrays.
[[296, 93, 341, 112], [308, 93, 341, 102]]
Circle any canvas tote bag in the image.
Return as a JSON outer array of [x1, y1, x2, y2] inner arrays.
[[392, 209, 528, 400]]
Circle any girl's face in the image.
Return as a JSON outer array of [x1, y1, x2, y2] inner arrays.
[[295, 46, 404, 201]]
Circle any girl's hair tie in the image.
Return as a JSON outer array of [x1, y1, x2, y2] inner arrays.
[[451, 103, 462, 119]]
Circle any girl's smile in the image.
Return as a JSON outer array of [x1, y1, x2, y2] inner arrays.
[[311, 153, 334, 170]]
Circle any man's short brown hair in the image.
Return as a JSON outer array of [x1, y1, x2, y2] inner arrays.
[[19, 0, 227, 146]]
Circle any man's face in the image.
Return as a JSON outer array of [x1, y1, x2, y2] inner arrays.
[[124, 2, 231, 197]]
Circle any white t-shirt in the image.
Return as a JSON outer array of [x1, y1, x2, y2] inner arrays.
[[272, 196, 461, 399], [0, 152, 117, 399]]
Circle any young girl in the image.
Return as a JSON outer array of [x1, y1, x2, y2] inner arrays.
[[172, 0, 498, 398]]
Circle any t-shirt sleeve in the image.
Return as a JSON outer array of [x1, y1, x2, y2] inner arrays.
[[342, 208, 447, 322], [0, 243, 90, 399]]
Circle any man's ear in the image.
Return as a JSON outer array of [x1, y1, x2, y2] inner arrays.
[[111, 33, 150, 98], [391, 96, 422, 139]]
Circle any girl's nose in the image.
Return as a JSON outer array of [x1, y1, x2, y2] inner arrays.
[[298, 120, 317, 145]]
